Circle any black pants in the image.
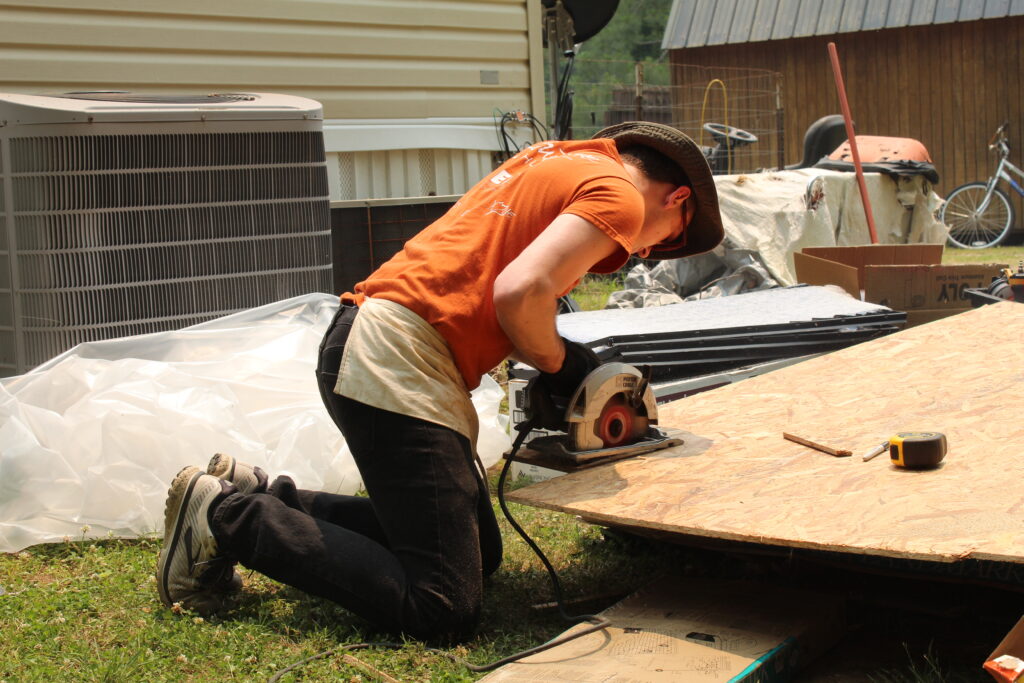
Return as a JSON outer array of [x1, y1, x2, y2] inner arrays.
[[210, 304, 502, 641]]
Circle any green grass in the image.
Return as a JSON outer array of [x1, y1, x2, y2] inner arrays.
[[569, 273, 625, 311], [941, 244, 1024, 265], [2, 516, 1005, 682], [0, 501, 683, 682]]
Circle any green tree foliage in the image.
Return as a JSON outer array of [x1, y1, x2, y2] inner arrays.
[[559, 0, 673, 137], [575, 0, 673, 63]]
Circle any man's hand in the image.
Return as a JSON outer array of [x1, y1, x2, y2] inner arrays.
[[523, 339, 601, 431], [539, 339, 601, 398]]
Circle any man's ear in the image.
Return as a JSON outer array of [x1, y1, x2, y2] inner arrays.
[[664, 184, 692, 209]]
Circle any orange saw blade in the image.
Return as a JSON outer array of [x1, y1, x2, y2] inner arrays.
[[595, 395, 646, 448]]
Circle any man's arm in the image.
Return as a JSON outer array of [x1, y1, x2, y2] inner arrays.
[[493, 213, 620, 373]]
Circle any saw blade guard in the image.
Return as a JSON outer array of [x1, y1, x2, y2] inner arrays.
[[564, 363, 658, 451]]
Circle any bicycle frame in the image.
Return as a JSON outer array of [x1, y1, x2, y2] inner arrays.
[[981, 139, 1024, 210]]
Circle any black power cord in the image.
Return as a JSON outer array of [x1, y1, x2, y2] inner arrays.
[[268, 415, 611, 681], [553, 50, 576, 140], [495, 109, 550, 162], [460, 419, 612, 672]]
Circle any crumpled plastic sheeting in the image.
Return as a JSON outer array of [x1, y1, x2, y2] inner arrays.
[[606, 249, 778, 309], [0, 294, 510, 553]]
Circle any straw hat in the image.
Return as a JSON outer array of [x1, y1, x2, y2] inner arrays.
[[593, 121, 724, 259]]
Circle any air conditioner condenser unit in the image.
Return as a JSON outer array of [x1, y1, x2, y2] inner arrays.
[[0, 92, 332, 376]]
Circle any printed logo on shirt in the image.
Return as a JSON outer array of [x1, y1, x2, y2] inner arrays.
[[485, 201, 516, 217], [491, 170, 513, 185], [517, 141, 569, 168]]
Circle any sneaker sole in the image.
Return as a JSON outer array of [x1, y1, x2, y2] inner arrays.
[[156, 467, 203, 609], [207, 452, 265, 494], [207, 453, 235, 482]]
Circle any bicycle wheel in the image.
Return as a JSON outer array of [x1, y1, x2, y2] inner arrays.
[[941, 183, 1014, 249]]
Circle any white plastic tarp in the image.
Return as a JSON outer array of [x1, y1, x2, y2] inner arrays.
[[713, 168, 947, 285], [607, 169, 948, 308], [0, 294, 510, 553]]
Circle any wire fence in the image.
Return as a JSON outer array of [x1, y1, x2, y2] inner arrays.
[[567, 60, 785, 174]]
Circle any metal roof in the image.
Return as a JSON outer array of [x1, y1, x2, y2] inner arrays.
[[663, 0, 1024, 49]]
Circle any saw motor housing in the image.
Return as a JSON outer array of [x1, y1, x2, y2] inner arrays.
[[564, 363, 658, 451]]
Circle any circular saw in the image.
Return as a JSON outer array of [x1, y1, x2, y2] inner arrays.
[[526, 362, 683, 464]]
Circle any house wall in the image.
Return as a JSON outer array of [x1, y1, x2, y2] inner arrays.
[[669, 16, 1024, 224], [0, 0, 546, 199]]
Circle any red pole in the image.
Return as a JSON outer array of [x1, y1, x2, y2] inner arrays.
[[827, 42, 879, 244]]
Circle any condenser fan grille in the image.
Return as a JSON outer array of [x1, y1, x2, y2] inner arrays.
[[10, 131, 325, 172], [0, 126, 331, 375]]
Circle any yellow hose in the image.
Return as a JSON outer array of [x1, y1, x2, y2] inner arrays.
[[699, 78, 731, 175]]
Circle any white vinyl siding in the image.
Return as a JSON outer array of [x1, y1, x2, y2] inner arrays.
[[332, 148, 493, 199], [0, 0, 545, 199]]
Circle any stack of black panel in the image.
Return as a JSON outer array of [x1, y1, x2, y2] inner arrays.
[[587, 311, 904, 381], [550, 285, 906, 383]]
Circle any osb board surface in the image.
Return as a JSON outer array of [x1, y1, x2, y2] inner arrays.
[[509, 303, 1024, 564], [479, 577, 844, 683]]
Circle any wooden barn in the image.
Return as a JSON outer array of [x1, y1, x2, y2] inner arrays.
[[663, 0, 1024, 229]]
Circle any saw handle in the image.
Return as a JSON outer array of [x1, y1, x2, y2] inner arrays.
[[539, 338, 601, 398], [523, 377, 569, 431]]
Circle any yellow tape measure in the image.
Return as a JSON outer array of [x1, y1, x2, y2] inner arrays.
[[888, 431, 947, 468]]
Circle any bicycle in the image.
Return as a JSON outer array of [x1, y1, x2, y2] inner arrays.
[[940, 121, 1020, 248]]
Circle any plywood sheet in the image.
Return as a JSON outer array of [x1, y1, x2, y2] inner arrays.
[[509, 303, 1024, 564]]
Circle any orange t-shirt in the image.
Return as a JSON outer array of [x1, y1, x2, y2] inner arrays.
[[344, 139, 645, 390]]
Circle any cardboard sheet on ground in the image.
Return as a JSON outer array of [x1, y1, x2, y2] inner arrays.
[[480, 577, 844, 683], [0, 294, 510, 553], [509, 303, 1024, 565]]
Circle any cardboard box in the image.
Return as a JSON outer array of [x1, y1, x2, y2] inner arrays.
[[984, 616, 1024, 682], [793, 245, 1006, 319], [480, 576, 846, 683]]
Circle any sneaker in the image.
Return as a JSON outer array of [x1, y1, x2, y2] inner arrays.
[[207, 453, 268, 494], [156, 466, 238, 615]]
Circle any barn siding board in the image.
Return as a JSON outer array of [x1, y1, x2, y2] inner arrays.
[[951, 23, 967, 184], [897, 26, 912, 146], [670, 16, 1023, 224], [972, 20, 988, 183]]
